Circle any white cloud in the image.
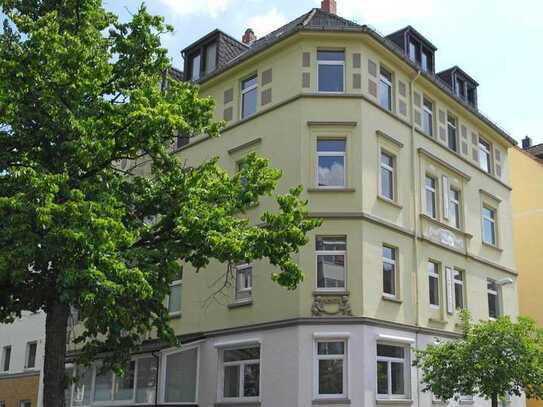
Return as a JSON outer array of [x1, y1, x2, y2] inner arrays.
[[244, 8, 287, 38], [157, 0, 231, 18], [315, 0, 435, 23]]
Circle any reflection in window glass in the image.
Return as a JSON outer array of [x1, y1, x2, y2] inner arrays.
[[316, 237, 346, 289], [317, 139, 346, 188]]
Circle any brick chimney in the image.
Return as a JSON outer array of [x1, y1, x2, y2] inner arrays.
[[242, 28, 257, 45], [522, 136, 533, 150], [321, 0, 337, 14]]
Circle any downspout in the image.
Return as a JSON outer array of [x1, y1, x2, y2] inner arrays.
[[409, 69, 422, 406]]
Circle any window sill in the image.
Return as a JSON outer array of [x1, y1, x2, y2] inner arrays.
[[168, 312, 182, 320], [382, 294, 402, 304], [228, 299, 253, 309], [312, 398, 351, 405], [376, 399, 413, 405], [377, 195, 403, 209], [482, 242, 503, 252], [419, 213, 473, 239], [307, 188, 356, 193], [215, 402, 261, 407], [313, 289, 349, 296], [428, 317, 447, 325]]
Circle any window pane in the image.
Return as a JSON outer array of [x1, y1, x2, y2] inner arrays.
[[383, 262, 395, 295], [317, 254, 345, 288], [191, 54, 200, 80], [318, 359, 343, 395], [318, 155, 345, 187], [377, 361, 389, 394], [391, 362, 405, 395], [223, 365, 240, 398], [94, 369, 113, 401], [224, 347, 260, 362], [164, 349, 198, 402], [73, 366, 92, 406], [383, 246, 395, 261], [135, 357, 157, 403], [317, 51, 345, 61], [483, 218, 496, 244], [381, 152, 393, 167], [447, 118, 457, 151], [316, 237, 346, 251], [455, 281, 464, 310], [379, 80, 392, 110], [168, 283, 182, 313], [205, 43, 217, 73], [381, 167, 393, 199], [26, 343, 37, 368], [242, 76, 257, 90], [429, 274, 439, 306], [488, 293, 498, 318], [241, 87, 257, 119], [3, 347, 10, 371], [243, 363, 260, 397], [113, 361, 135, 401], [318, 64, 344, 92], [377, 344, 404, 358], [317, 140, 346, 152], [317, 341, 345, 355], [426, 190, 436, 218]]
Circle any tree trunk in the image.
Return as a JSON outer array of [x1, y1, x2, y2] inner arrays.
[[492, 394, 499, 407], [43, 302, 69, 407]]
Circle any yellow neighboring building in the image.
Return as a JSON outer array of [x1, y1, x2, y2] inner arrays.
[[510, 140, 543, 407]]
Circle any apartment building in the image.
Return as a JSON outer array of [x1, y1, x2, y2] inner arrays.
[[510, 139, 543, 407], [64, 1, 520, 406], [0, 312, 45, 407]]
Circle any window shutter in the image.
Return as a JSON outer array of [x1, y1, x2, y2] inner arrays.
[[442, 175, 449, 220], [445, 267, 454, 315]]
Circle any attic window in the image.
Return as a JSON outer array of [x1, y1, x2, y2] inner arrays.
[[406, 35, 433, 73], [189, 53, 201, 80], [205, 43, 217, 74]]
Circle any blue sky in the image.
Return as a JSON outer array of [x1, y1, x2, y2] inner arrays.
[[18, 1, 543, 145]]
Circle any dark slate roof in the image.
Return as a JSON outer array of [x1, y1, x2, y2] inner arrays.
[[437, 65, 479, 87], [527, 143, 543, 159], [386, 25, 438, 51], [194, 7, 515, 146]]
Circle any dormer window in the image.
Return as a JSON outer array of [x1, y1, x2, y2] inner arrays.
[[386, 27, 436, 74], [205, 42, 217, 74], [421, 50, 432, 72], [189, 53, 201, 81]]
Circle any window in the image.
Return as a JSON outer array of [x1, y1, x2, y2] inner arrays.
[[421, 50, 432, 72], [168, 268, 182, 315], [221, 346, 260, 400], [379, 66, 393, 111], [428, 261, 440, 307], [317, 139, 346, 188], [425, 176, 437, 219], [377, 344, 408, 399], [235, 264, 252, 301], [450, 189, 461, 229], [93, 361, 136, 402], [316, 340, 347, 398], [408, 41, 417, 62], [241, 75, 257, 119], [73, 365, 93, 406], [455, 77, 466, 100], [422, 97, 433, 136], [205, 42, 217, 74], [454, 270, 464, 310], [317, 50, 345, 92], [2, 346, 11, 372], [164, 348, 198, 403], [25, 342, 37, 369], [447, 114, 457, 151], [382, 246, 397, 297], [380, 151, 395, 200], [482, 206, 497, 246], [135, 357, 157, 403], [189, 53, 201, 81], [19, 402, 31, 407], [487, 279, 500, 319], [316, 237, 346, 290], [479, 138, 492, 173]]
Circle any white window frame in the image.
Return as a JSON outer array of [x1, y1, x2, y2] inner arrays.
[[380, 150, 396, 201], [92, 360, 137, 406], [478, 137, 492, 173], [376, 342, 410, 400], [315, 236, 347, 292], [161, 344, 200, 405], [454, 269, 465, 310], [447, 113, 458, 152], [25, 341, 37, 369], [235, 263, 253, 300], [428, 261, 440, 309], [487, 279, 500, 320], [240, 74, 258, 120], [168, 270, 183, 317], [316, 138, 347, 189], [425, 175, 437, 219], [449, 188, 461, 229], [379, 66, 393, 111], [422, 97, 433, 136], [482, 205, 497, 246], [314, 338, 348, 400], [317, 50, 345, 93], [218, 344, 261, 403], [382, 245, 397, 298]]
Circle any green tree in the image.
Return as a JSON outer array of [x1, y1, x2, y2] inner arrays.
[[0, 1, 320, 405], [415, 313, 543, 407]]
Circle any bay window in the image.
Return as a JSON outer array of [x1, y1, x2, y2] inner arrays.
[[317, 139, 346, 188], [317, 50, 345, 92], [315, 340, 347, 398], [221, 346, 260, 400], [316, 236, 346, 290], [164, 348, 198, 403], [377, 343, 409, 399]]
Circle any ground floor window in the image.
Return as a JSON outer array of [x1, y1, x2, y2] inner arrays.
[[163, 348, 198, 403], [221, 346, 260, 400], [315, 340, 347, 399], [376, 343, 409, 399]]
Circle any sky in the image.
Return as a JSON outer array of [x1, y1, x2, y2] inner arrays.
[[13, 0, 543, 145]]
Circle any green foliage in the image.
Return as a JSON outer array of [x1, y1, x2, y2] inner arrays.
[[0, 0, 320, 375], [415, 312, 543, 404]]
